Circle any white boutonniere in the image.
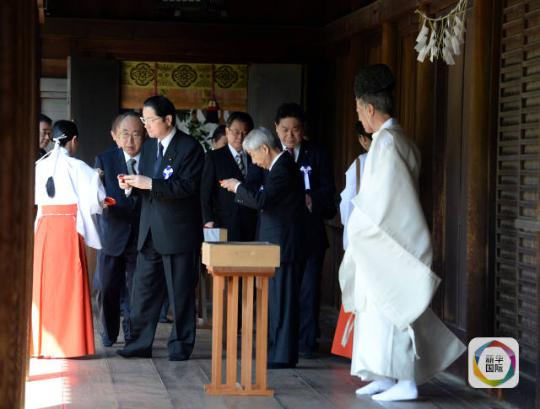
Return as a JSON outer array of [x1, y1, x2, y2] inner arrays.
[[300, 165, 312, 190], [163, 165, 174, 180]]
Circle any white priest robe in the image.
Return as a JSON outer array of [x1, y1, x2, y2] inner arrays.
[[35, 147, 104, 248], [339, 118, 465, 384], [340, 153, 367, 250]]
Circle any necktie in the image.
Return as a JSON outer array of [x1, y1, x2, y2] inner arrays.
[[153, 142, 164, 177], [127, 158, 137, 175], [287, 147, 295, 161], [236, 152, 246, 177]]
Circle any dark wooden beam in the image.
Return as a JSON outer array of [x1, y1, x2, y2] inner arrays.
[[41, 57, 67, 77], [465, 0, 493, 338], [41, 17, 322, 63], [323, 0, 462, 45], [0, 1, 39, 408], [40, 1, 462, 64]]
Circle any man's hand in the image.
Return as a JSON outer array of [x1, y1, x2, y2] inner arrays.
[[305, 193, 313, 212], [204, 221, 215, 228], [117, 174, 130, 190], [220, 178, 240, 193], [359, 135, 372, 151], [123, 174, 153, 190]]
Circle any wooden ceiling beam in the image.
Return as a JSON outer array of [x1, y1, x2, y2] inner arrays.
[[41, 17, 322, 62], [323, 0, 462, 44], [40, 1, 462, 64]]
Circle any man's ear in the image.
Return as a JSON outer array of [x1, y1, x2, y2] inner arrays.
[[366, 103, 375, 117]]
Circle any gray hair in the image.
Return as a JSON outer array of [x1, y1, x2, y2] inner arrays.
[[242, 127, 278, 152], [358, 89, 394, 116]]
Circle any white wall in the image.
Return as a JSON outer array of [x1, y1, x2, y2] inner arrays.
[[248, 64, 302, 130], [40, 78, 68, 121]]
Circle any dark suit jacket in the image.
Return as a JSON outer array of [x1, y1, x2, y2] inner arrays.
[[136, 130, 204, 254], [296, 140, 337, 251], [235, 153, 304, 262], [95, 147, 141, 257], [200, 146, 263, 241]]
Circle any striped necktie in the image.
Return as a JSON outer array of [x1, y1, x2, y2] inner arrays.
[[235, 152, 246, 177], [127, 158, 137, 175]]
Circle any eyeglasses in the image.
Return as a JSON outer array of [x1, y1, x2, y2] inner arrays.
[[140, 116, 162, 125], [227, 127, 247, 137], [118, 131, 144, 141]]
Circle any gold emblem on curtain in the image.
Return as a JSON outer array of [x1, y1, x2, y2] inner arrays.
[[121, 61, 248, 111]]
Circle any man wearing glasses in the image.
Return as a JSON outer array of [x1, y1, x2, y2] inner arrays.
[[94, 111, 145, 347], [117, 95, 204, 361], [201, 111, 262, 243]]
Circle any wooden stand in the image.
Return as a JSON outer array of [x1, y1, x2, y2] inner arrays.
[[202, 242, 279, 396]]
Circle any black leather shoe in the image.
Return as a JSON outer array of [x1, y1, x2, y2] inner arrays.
[[101, 334, 116, 347], [102, 339, 114, 347], [116, 349, 152, 358], [169, 353, 189, 361]]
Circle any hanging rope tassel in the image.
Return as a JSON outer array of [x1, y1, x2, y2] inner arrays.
[[414, 0, 468, 65]]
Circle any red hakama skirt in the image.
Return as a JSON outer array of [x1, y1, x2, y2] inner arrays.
[[31, 204, 95, 358]]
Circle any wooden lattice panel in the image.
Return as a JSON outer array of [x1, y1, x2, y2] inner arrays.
[[496, 0, 540, 380]]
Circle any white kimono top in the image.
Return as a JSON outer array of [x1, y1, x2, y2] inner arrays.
[[35, 146, 105, 249], [340, 153, 367, 250], [339, 118, 441, 331]]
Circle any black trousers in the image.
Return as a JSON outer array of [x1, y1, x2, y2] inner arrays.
[[124, 234, 199, 359], [95, 239, 137, 344], [298, 251, 326, 353], [268, 261, 303, 365]]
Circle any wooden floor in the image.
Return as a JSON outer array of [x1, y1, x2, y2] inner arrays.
[[26, 311, 515, 409]]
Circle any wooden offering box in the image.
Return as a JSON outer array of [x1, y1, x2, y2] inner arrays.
[[202, 242, 280, 396]]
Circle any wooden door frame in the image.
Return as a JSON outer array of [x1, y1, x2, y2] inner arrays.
[[0, 1, 39, 408]]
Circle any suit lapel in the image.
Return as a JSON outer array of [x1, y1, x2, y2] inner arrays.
[[298, 141, 310, 167], [224, 146, 243, 180], [161, 131, 179, 178], [115, 148, 128, 175], [141, 139, 157, 177]]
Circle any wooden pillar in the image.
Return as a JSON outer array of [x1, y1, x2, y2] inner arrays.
[[0, 1, 39, 409], [415, 52, 435, 225], [381, 22, 397, 74], [465, 0, 492, 337]]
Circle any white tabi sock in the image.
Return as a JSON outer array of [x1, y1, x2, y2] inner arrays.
[[372, 379, 418, 401], [355, 378, 395, 396]]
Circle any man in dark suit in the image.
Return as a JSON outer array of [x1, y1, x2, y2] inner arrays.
[[94, 111, 144, 347], [201, 111, 262, 241], [117, 96, 204, 361], [38, 114, 52, 159], [221, 127, 305, 368], [275, 103, 337, 358]]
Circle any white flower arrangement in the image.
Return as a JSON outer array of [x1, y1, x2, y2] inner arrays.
[[415, 0, 468, 65]]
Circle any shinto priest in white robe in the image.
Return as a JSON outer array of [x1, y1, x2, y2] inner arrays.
[[339, 118, 465, 384]]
